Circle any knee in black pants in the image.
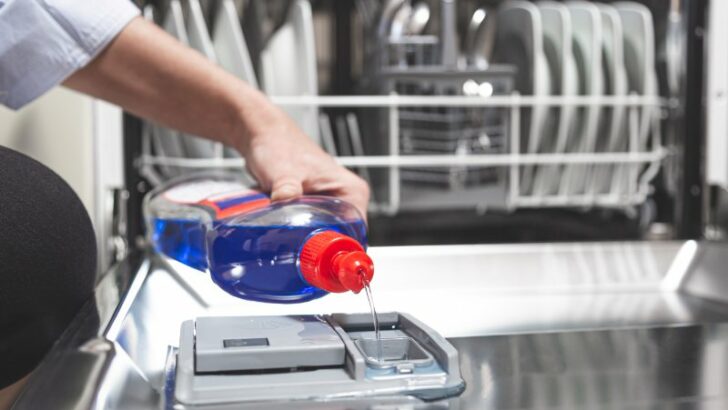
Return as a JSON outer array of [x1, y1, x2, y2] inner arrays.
[[0, 146, 97, 389]]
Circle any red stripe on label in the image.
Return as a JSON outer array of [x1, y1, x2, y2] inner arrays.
[[198, 197, 271, 219]]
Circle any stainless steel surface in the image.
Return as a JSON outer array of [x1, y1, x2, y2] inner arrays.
[[681, 241, 728, 305], [452, 323, 728, 409], [12, 241, 728, 409]]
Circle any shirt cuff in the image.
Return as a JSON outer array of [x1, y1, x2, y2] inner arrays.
[[0, 0, 140, 110]]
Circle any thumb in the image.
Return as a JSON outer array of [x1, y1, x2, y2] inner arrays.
[[270, 177, 303, 202]]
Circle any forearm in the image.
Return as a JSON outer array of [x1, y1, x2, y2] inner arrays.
[[63, 16, 274, 154], [64, 15, 369, 215]]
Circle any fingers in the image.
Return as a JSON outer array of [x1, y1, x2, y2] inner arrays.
[[269, 172, 368, 222], [244, 132, 369, 218], [270, 177, 303, 202]]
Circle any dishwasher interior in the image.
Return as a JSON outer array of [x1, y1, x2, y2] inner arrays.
[[14, 0, 728, 409], [127, 0, 705, 247]]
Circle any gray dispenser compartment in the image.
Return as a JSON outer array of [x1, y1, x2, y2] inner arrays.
[[194, 315, 345, 373], [173, 312, 465, 405]]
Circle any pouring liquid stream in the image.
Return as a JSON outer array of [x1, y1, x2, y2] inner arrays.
[[361, 274, 382, 361]]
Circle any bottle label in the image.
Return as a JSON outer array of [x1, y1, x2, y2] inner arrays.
[[199, 190, 271, 219], [162, 180, 271, 219]]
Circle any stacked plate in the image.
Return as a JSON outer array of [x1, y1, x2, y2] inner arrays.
[[144, 0, 320, 179], [170, 0, 223, 160], [492, 0, 658, 200], [144, 0, 227, 177], [492, 0, 552, 196], [212, 0, 260, 159], [260, 0, 320, 145]]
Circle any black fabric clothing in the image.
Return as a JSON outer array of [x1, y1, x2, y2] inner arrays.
[[0, 146, 97, 389]]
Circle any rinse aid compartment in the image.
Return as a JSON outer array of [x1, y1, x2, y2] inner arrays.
[[172, 312, 465, 405]]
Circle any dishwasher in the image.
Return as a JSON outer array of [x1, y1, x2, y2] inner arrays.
[[12, 0, 728, 409]]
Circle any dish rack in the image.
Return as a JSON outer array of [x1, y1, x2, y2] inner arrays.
[[136, 0, 667, 217], [138, 92, 665, 215]]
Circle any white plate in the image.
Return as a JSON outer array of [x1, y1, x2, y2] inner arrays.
[[150, 1, 189, 176], [334, 115, 353, 157], [143, 4, 154, 23], [389, 2, 412, 40], [213, 0, 258, 89], [212, 0, 259, 159], [163, 0, 189, 44], [378, 0, 408, 38], [146, 4, 180, 178], [612, 2, 658, 195], [493, 1, 551, 196], [467, 7, 497, 68], [346, 113, 374, 189], [260, 0, 320, 144], [589, 4, 629, 195], [184, 0, 216, 62], [559, 1, 604, 196], [180, 0, 223, 159], [533, 1, 579, 196], [318, 114, 337, 155]]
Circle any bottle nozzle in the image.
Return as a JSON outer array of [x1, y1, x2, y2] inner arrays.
[[299, 231, 374, 294], [332, 250, 374, 293]]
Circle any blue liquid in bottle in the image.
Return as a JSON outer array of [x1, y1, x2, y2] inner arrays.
[[152, 218, 208, 271], [146, 174, 371, 304], [209, 220, 367, 303]]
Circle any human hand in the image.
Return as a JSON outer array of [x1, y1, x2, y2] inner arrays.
[[234, 101, 370, 220], [62, 18, 369, 217]]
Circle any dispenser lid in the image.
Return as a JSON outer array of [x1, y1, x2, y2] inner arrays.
[[195, 316, 345, 372]]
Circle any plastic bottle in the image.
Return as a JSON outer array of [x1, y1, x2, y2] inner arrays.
[[144, 172, 373, 303]]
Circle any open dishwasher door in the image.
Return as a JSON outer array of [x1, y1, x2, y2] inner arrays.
[[11, 240, 728, 410]]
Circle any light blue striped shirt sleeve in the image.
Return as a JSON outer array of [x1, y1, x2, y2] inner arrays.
[[0, 0, 140, 109]]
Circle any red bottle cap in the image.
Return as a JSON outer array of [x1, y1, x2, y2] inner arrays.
[[299, 230, 374, 294]]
